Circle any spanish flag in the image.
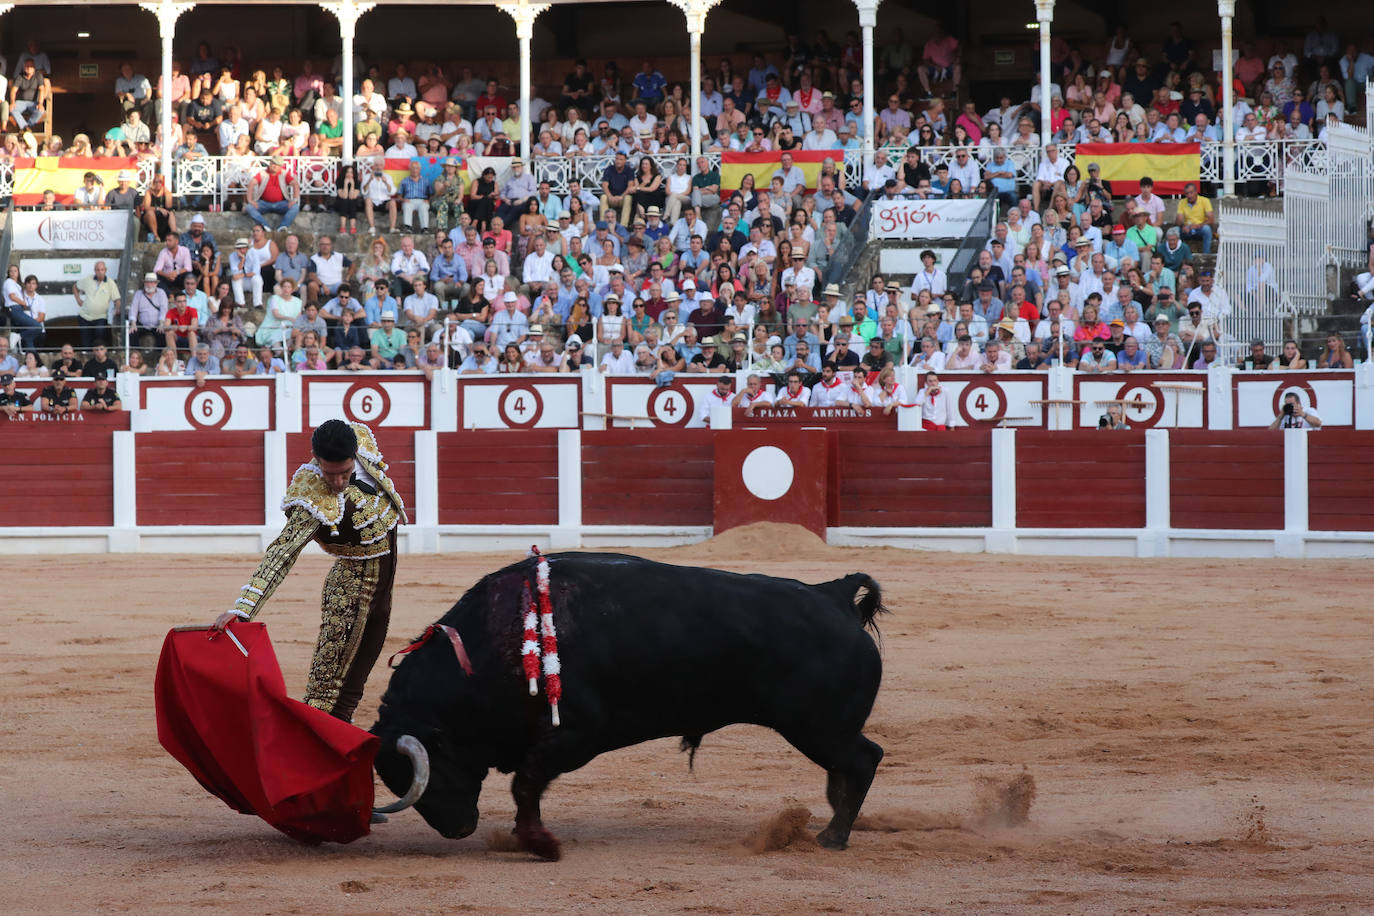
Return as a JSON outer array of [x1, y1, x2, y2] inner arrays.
[[10, 156, 138, 205], [719, 150, 836, 193], [1073, 143, 1200, 196], [376, 156, 466, 194]]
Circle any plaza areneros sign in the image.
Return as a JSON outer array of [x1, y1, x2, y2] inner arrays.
[[870, 198, 987, 240], [11, 210, 130, 251]]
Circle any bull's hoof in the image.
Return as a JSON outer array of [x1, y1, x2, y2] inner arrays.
[[816, 828, 849, 851], [516, 826, 563, 861]]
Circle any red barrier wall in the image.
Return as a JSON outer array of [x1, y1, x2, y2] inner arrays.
[[1, 421, 122, 526], [286, 428, 416, 522], [1016, 431, 1147, 528], [828, 429, 993, 528], [436, 430, 559, 525], [582, 430, 713, 526], [1308, 431, 1374, 531], [1170, 430, 1284, 530], [136, 431, 265, 526]]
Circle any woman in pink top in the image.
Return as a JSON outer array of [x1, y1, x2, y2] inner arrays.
[[1073, 303, 1110, 352]]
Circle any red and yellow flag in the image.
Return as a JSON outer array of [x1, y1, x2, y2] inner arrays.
[[10, 156, 138, 205], [367, 156, 467, 195], [719, 150, 836, 193], [1073, 143, 1200, 196]]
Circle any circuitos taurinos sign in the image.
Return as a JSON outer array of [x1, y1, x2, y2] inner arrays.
[[11, 211, 130, 251], [869, 199, 986, 240]]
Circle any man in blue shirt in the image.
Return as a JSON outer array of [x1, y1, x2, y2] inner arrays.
[[428, 236, 468, 305], [746, 54, 779, 99], [398, 161, 432, 232], [363, 280, 399, 327], [632, 60, 666, 101]]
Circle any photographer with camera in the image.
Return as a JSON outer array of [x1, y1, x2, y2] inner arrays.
[[1269, 392, 1323, 430]]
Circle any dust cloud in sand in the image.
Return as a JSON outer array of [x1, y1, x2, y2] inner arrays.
[[3, 544, 1373, 913]]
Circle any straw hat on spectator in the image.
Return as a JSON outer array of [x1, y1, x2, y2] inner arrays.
[[822, 283, 841, 298], [996, 318, 1016, 334], [234, 237, 249, 248], [116, 169, 134, 182]]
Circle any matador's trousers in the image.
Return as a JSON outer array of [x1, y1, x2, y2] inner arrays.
[[304, 530, 398, 723]]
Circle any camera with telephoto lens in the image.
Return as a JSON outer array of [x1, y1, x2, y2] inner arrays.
[[1099, 415, 1109, 428], [1283, 402, 1294, 416]]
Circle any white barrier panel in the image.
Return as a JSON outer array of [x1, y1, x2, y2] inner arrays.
[[137, 378, 274, 431], [301, 372, 427, 428], [1234, 371, 1355, 427], [870, 198, 988, 240], [18, 257, 123, 284], [1074, 372, 1206, 428], [9, 210, 130, 251], [456, 376, 582, 428], [935, 373, 1048, 427], [606, 378, 728, 428]]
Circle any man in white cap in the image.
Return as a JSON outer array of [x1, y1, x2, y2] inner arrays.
[[489, 291, 529, 348], [229, 237, 265, 309], [245, 155, 301, 230], [103, 170, 140, 209], [369, 310, 406, 368], [128, 272, 169, 348]]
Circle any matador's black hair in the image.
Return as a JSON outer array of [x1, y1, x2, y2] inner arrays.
[[312, 419, 358, 463]]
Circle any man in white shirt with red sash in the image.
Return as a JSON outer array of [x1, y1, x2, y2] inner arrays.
[[917, 371, 957, 430], [810, 361, 846, 407], [731, 373, 772, 416], [697, 374, 734, 425]]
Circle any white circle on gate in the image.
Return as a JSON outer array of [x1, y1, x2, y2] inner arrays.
[[188, 389, 228, 427], [741, 446, 794, 501], [347, 385, 387, 421], [1122, 386, 1156, 420]]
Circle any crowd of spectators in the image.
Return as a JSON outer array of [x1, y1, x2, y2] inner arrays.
[[3, 18, 1370, 385]]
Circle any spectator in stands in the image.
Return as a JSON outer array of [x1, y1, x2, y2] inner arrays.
[[10, 57, 47, 131], [139, 173, 177, 244], [1274, 339, 1308, 370], [1316, 333, 1354, 369], [39, 370, 76, 415], [150, 232, 191, 298], [1078, 339, 1116, 373], [183, 341, 220, 378], [1173, 182, 1215, 255], [104, 170, 140, 210], [245, 155, 301, 230], [79, 343, 117, 381], [71, 261, 121, 349], [0, 373, 33, 416], [161, 291, 200, 353], [367, 310, 405, 368]]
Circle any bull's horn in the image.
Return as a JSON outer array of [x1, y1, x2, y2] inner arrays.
[[372, 734, 430, 815]]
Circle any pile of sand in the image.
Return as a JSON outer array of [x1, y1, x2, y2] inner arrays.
[[673, 522, 835, 565]]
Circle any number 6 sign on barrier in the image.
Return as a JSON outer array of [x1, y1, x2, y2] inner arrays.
[[343, 383, 391, 424], [184, 388, 232, 429]]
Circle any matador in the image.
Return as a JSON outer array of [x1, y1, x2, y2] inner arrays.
[[213, 419, 407, 723]]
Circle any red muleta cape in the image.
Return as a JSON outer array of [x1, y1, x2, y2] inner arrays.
[[154, 622, 379, 844]]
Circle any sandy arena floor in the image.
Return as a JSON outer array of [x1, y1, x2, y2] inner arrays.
[[2, 524, 1372, 914]]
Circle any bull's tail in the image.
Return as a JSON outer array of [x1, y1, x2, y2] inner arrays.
[[819, 572, 887, 637]]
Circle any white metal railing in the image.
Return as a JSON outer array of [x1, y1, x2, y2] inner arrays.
[[0, 140, 1338, 208], [174, 155, 338, 209], [1283, 167, 1331, 315], [1215, 204, 1286, 362], [1324, 123, 1374, 267]]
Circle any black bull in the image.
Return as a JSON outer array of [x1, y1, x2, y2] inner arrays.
[[371, 553, 885, 860]]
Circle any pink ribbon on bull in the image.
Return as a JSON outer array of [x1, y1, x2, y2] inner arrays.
[[388, 623, 473, 675]]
